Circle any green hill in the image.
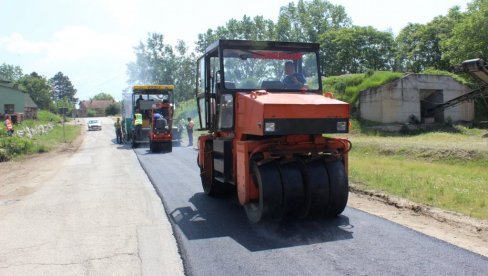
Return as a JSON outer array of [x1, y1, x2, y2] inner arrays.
[[322, 71, 403, 105]]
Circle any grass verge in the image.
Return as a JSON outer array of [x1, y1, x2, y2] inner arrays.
[[347, 127, 488, 219], [0, 124, 81, 161]]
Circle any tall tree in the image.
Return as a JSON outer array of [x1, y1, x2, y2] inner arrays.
[[91, 92, 114, 101], [127, 34, 196, 102], [17, 72, 54, 110], [196, 15, 276, 53], [319, 26, 395, 75], [0, 63, 23, 81], [49, 72, 78, 105], [443, 0, 488, 64], [396, 7, 462, 72], [276, 0, 351, 42]]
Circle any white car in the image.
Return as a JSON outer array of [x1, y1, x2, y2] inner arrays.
[[87, 119, 102, 131]]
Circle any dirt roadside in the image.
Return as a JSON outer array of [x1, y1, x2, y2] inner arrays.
[[0, 125, 85, 207], [1, 129, 487, 258]]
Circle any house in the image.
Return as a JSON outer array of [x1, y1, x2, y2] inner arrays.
[[358, 74, 474, 124], [0, 80, 38, 121], [78, 99, 115, 117]]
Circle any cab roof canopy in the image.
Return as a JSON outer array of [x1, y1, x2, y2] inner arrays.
[[205, 39, 320, 55], [132, 85, 174, 94]]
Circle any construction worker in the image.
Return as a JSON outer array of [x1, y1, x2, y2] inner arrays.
[[114, 118, 122, 144], [133, 110, 143, 141], [187, 117, 194, 147], [4, 115, 14, 136]]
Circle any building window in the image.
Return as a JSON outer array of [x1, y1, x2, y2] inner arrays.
[[4, 104, 14, 114]]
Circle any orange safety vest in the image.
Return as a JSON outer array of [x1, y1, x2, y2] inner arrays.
[[5, 119, 13, 130]]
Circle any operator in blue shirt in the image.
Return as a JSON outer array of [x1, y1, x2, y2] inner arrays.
[[282, 61, 306, 89]]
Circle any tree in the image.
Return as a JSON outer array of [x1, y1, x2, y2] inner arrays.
[[319, 26, 395, 75], [91, 92, 114, 101], [105, 103, 121, 116], [127, 34, 196, 102], [396, 7, 462, 72], [276, 0, 351, 42], [196, 15, 276, 53], [16, 72, 54, 110], [443, 0, 488, 64], [0, 63, 23, 81], [49, 72, 78, 105]]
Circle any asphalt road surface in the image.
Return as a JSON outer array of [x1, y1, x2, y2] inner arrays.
[[135, 146, 488, 276]]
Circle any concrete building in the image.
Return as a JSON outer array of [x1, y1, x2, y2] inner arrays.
[[0, 80, 38, 120], [358, 74, 474, 124], [78, 99, 114, 117]]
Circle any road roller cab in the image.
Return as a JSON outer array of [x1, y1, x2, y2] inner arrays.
[[195, 40, 351, 223]]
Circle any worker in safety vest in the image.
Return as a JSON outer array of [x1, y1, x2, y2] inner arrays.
[[4, 115, 14, 136], [133, 110, 143, 140], [114, 118, 122, 144], [186, 117, 194, 147]]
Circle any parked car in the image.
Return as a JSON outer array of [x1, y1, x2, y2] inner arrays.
[[87, 119, 102, 131]]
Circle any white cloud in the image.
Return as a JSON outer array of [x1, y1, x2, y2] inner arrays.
[[0, 33, 48, 54], [0, 26, 135, 62], [46, 26, 135, 61], [102, 0, 141, 29]]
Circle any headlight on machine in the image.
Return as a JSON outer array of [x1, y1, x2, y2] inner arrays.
[[265, 122, 275, 132], [337, 121, 347, 131]]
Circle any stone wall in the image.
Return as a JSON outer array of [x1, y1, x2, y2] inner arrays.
[[15, 123, 55, 138]]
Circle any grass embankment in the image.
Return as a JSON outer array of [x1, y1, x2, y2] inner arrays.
[[323, 71, 403, 104], [0, 110, 81, 161], [346, 124, 488, 219]]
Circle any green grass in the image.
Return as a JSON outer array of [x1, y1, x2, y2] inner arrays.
[[347, 126, 488, 219], [323, 71, 403, 104], [0, 125, 80, 161]]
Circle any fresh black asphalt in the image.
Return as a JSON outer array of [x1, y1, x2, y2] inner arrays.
[[135, 146, 488, 276]]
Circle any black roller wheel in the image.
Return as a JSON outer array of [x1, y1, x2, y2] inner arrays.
[[303, 158, 330, 216], [163, 142, 172, 153], [325, 159, 349, 216], [200, 142, 229, 197], [244, 160, 283, 223], [278, 160, 305, 219]]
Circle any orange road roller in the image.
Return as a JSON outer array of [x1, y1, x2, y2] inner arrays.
[[195, 40, 351, 223]]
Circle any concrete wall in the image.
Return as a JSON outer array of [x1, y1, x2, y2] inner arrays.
[[359, 74, 474, 124]]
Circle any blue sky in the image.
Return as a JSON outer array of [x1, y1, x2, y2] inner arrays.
[[0, 0, 471, 102]]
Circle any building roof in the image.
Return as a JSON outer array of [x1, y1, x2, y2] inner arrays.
[[23, 93, 38, 108], [80, 100, 114, 110]]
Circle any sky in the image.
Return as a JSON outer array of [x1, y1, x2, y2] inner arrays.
[[0, 0, 472, 102]]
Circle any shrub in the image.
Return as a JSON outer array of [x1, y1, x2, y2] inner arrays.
[[87, 109, 97, 117], [105, 103, 121, 116], [38, 110, 61, 123]]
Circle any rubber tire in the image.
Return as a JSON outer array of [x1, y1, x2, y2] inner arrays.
[[279, 160, 305, 219], [200, 142, 229, 197], [325, 159, 349, 216], [244, 160, 283, 223], [298, 158, 330, 218]]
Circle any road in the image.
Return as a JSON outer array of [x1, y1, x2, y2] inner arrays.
[[0, 118, 184, 276], [136, 146, 488, 276]]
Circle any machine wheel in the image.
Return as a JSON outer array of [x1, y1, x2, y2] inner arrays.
[[297, 158, 330, 218], [244, 160, 283, 223], [278, 159, 305, 219], [200, 142, 228, 196], [164, 142, 172, 153], [325, 159, 349, 216]]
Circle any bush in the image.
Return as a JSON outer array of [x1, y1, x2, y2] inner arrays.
[[105, 103, 121, 116], [0, 137, 34, 157], [38, 110, 62, 123], [87, 109, 97, 117]]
